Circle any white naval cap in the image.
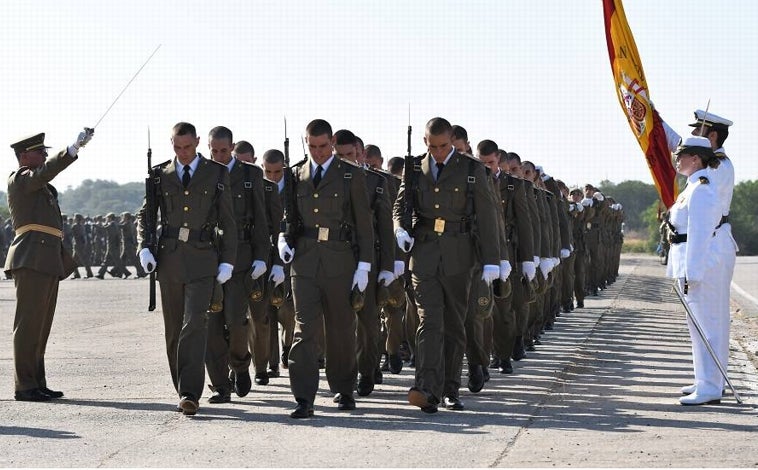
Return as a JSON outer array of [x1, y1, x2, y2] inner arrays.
[[688, 109, 733, 128], [674, 136, 713, 156]]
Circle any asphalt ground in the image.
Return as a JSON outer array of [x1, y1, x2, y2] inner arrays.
[[0, 254, 756, 467]]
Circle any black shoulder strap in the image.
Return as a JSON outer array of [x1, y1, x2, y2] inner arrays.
[[341, 165, 353, 228], [242, 163, 254, 225], [464, 157, 477, 220]]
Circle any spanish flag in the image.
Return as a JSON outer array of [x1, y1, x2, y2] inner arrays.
[[603, 0, 678, 208]]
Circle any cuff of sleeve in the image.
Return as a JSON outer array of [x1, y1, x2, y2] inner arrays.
[[357, 261, 371, 272]]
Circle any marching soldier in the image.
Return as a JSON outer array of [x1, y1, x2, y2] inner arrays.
[[394, 117, 499, 413], [6, 128, 93, 401], [137, 122, 237, 415], [204, 127, 270, 403], [568, 188, 588, 308], [71, 213, 94, 278], [96, 212, 127, 279], [120, 212, 147, 278]]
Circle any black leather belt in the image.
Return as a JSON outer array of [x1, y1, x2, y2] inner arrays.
[[716, 215, 729, 229], [669, 233, 687, 244], [301, 226, 349, 242], [162, 226, 213, 242], [415, 217, 471, 234]]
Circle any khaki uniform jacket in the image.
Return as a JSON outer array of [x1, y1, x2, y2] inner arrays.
[[499, 174, 534, 263], [290, 157, 374, 278], [4, 149, 76, 278], [228, 160, 271, 272], [138, 156, 237, 283], [393, 152, 499, 277]]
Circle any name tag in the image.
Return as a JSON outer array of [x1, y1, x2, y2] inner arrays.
[[178, 227, 190, 242], [434, 218, 446, 233], [318, 227, 330, 241]]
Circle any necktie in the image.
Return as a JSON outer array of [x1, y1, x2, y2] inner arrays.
[[182, 165, 191, 188], [313, 165, 323, 188], [436, 162, 445, 181]]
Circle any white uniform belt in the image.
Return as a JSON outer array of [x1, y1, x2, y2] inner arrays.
[[14, 223, 63, 238]]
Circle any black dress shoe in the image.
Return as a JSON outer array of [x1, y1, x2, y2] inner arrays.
[[15, 388, 51, 402], [482, 367, 490, 383], [380, 354, 390, 371], [388, 354, 403, 374], [317, 356, 325, 370], [179, 395, 199, 415], [267, 367, 280, 378], [374, 368, 383, 385], [235, 370, 252, 396], [499, 359, 514, 374], [408, 387, 438, 413], [254, 371, 269, 386], [40, 387, 64, 399], [576, 300, 584, 308], [281, 345, 291, 369], [290, 399, 313, 419], [208, 389, 231, 404], [443, 396, 464, 411], [356, 374, 374, 397], [512, 337, 526, 361], [488, 356, 501, 369], [467, 365, 484, 393], [337, 393, 356, 410]]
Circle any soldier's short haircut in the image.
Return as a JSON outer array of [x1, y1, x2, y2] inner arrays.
[[334, 129, 357, 146], [425, 117, 452, 136], [365, 145, 382, 159], [263, 149, 285, 164], [505, 152, 522, 164], [451, 125, 468, 141], [234, 140, 254, 156], [208, 126, 233, 143], [388, 157, 404, 175], [521, 160, 535, 172], [173, 122, 197, 138], [355, 136, 364, 151], [306, 119, 333, 139], [498, 149, 509, 163], [476, 139, 498, 157]]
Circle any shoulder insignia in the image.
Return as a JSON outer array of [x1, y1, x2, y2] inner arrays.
[[152, 159, 171, 171], [698, 176, 710, 185]]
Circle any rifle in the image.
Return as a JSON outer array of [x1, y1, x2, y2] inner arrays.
[[399, 105, 414, 249], [144, 127, 158, 311], [282, 118, 301, 246]]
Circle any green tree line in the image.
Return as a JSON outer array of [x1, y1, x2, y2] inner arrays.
[[1, 178, 756, 254]]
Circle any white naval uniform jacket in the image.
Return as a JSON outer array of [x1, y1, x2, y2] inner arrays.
[[666, 169, 721, 283]]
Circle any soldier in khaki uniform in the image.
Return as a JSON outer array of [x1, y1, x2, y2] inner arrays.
[[97, 212, 127, 278], [204, 127, 270, 403], [5, 128, 93, 401], [394, 117, 499, 413], [278, 119, 374, 418], [137, 122, 237, 415], [71, 213, 93, 278], [120, 212, 146, 278]]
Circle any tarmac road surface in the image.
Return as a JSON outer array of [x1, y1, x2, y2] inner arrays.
[[0, 254, 756, 467]]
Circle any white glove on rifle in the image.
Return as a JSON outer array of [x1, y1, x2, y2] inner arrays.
[[377, 270, 395, 286], [250, 260, 267, 279], [352, 262, 371, 292], [269, 265, 285, 286], [481, 264, 499, 286], [393, 260, 405, 278], [499, 260, 512, 281], [395, 228, 414, 253], [277, 233, 295, 264], [216, 263, 234, 284], [593, 192, 605, 202], [581, 198, 593, 207], [539, 258, 552, 276], [521, 261, 536, 281], [560, 248, 570, 259], [138, 248, 156, 273]]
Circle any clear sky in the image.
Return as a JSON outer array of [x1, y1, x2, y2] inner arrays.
[[1, 0, 757, 192]]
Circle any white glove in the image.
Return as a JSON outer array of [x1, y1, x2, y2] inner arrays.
[[269, 265, 285, 286], [593, 192, 605, 202], [393, 260, 405, 278], [69, 128, 94, 155], [395, 228, 414, 253], [581, 198, 593, 207], [533, 256, 540, 266], [481, 264, 499, 286], [521, 261, 536, 281], [216, 263, 234, 284], [617, 203, 623, 210], [539, 258, 552, 276], [377, 270, 395, 286], [499, 260, 512, 281], [575, 202, 584, 212], [560, 248, 570, 259], [541, 173, 551, 182], [138, 248, 156, 273], [250, 260, 267, 279], [551, 257, 560, 267], [277, 233, 295, 264], [352, 262, 371, 292]]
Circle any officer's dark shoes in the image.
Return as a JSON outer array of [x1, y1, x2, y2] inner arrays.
[[40, 387, 64, 399], [281, 345, 291, 369], [488, 356, 501, 369], [123, 271, 131, 279], [267, 367, 280, 378], [15, 388, 51, 402], [317, 356, 326, 369], [208, 389, 231, 404], [544, 322, 553, 331], [95, 274, 105, 280], [234, 370, 252, 397], [290, 398, 313, 419], [408, 387, 438, 414], [443, 396, 464, 411], [512, 337, 526, 361], [380, 355, 390, 371], [389, 354, 403, 374], [356, 374, 374, 397], [499, 360, 514, 374], [374, 368, 383, 385], [337, 393, 356, 411], [577, 300, 584, 308], [467, 365, 484, 393], [179, 395, 199, 415], [483, 367, 490, 383], [592, 288, 599, 296], [254, 371, 269, 386]]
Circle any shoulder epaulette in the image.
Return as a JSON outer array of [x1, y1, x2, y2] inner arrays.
[[459, 152, 484, 166], [338, 157, 362, 168], [151, 159, 171, 171], [699, 176, 710, 185], [291, 157, 308, 167], [207, 158, 227, 168], [365, 166, 387, 180]]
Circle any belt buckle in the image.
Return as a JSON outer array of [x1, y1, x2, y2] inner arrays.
[[434, 218, 445, 234], [317, 227, 330, 242], [178, 227, 190, 242]]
